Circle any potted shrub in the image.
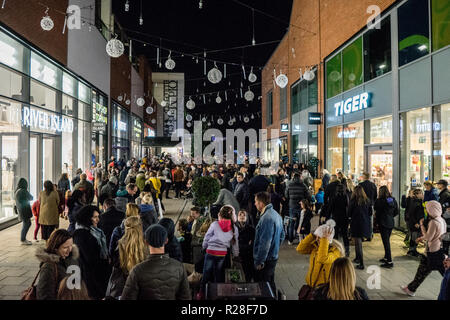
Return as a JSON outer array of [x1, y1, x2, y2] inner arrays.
[[191, 176, 220, 218]]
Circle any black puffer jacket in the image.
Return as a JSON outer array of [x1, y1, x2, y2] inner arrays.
[[285, 177, 310, 210], [36, 245, 80, 300], [121, 254, 191, 300], [374, 197, 399, 229], [98, 207, 125, 246], [408, 198, 425, 231], [159, 218, 183, 262]]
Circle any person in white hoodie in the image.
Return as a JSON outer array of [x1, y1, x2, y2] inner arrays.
[[401, 200, 447, 297], [197, 205, 239, 300]]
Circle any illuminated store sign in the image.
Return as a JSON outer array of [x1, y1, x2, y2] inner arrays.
[[22, 106, 73, 133], [118, 120, 127, 131], [308, 112, 322, 125], [338, 127, 357, 138], [93, 102, 108, 124], [281, 123, 289, 132], [334, 92, 372, 117]]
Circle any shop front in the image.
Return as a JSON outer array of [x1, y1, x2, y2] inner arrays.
[[143, 123, 156, 157], [131, 114, 143, 159], [111, 102, 130, 161], [91, 92, 108, 167]]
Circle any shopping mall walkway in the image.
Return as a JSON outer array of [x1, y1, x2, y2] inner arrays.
[[0, 199, 443, 300]]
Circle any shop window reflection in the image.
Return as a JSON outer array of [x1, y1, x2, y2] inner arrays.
[[327, 126, 343, 174], [342, 122, 364, 178], [433, 103, 450, 182]]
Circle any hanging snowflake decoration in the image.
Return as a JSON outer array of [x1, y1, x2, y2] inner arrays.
[[217, 118, 223, 125], [303, 68, 315, 81], [106, 35, 125, 58], [160, 100, 168, 107], [151, 119, 156, 124], [146, 106, 154, 114], [244, 88, 255, 102], [125, 99, 131, 105], [202, 117, 207, 122], [248, 67, 257, 83], [41, 8, 54, 31], [118, 95, 123, 102], [216, 94, 222, 104], [186, 114, 193, 122], [165, 51, 176, 70], [243, 116, 250, 123], [207, 63, 223, 84], [136, 97, 145, 107], [186, 122, 192, 128], [228, 120, 233, 126], [275, 73, 289, 88], [186, 97, 196, 110]]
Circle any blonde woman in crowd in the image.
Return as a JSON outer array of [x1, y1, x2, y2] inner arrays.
[[125, 203, 140, 218]]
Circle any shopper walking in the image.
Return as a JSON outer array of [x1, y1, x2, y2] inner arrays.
[[401, 200, 447, 297], [407, 189, 425, 257], [39, 181, 60, 241], [66, 190, 84, 235], [285, 173, 310, 245], [57, 173, 71, 194], [329, 183, 350, 257], [31, 199, 41, 242], [374, 186, 399, 268], [15, 178, 33, 245], [359, 172, 377, 241], [348, 185, 371, 270]]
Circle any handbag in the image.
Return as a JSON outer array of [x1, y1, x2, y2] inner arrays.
[[427, 248, 445, 271], [298, 264, 324, 300], [22, 263, 58, 300]]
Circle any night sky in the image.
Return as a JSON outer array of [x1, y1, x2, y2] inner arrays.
[[111, 0, 293, 131]]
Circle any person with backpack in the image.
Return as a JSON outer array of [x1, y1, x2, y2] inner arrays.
[[374, 186, 399, 268], [285, 173, 310, 245]]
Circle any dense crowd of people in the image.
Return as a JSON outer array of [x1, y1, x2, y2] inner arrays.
[[12, 153, 450, 301]]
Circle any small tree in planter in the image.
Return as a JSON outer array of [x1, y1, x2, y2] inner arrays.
[[191, 176, 220, 218]]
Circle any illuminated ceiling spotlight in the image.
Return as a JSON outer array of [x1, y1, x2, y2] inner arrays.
[[199, 0, 203, 9]]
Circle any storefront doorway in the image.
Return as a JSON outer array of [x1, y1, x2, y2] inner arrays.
[[29, 134, 57, 200], [365, 145, 393, 191], [0, 134, 20, 223]]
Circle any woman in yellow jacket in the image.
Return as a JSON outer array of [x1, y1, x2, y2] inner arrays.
[[296, 220, 344, 288], [148, 171, 161, 199]]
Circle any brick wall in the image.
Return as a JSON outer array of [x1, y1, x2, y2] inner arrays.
[[110, 54, 132, 110], [262, 0, 397, 168], [0, 0, 68, 65]]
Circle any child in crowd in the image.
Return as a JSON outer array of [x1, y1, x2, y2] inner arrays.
[[236, 209, 255, 282], [177, 218, 193, 264], [297, 199, 314, 241], [315, 188, 325, 215], [31, 199, 41, 242]]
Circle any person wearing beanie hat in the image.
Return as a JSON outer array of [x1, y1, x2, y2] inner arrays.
[[401, 200, 447, 297], [121, 224, 191, 300]]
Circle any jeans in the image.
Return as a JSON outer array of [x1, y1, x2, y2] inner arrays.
[[201, 253, 226, 291], [379, 227, 393, 262], [175, 181, 183, 198], [354, 237, 364, 265], [407, 254, 445, 292], [254, 259, 278, 294], [288, 208, 301, 242], [21, 218, 31, 242]]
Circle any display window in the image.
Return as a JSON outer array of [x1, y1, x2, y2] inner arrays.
[[370, 116, 393, 144]]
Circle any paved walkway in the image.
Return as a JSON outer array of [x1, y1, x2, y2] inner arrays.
[[0, 198, 444, 300]]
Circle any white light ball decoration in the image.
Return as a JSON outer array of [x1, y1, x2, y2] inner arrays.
[[217, 118, 224, 125], [243, 116, 250, 123], [207, 67, 223, 84], [118, 95, 123, 102], [207, 122, 211, 126], [186, 114, 193, 122], [275, 73, 289, 88], [186, 122, 192, 128], [41, 15, 54, 31], [168, 110, 175, 117], [216, 96, 222, 104], [244, 89, 255, 102], [165, 57, 176, 70], [151, 119, 156, 124], [303, 69, 315, 81], [146, 106, 154, 114], [125, 99, 131, 105], [228, 120, 233, 126], [202, 117, 207, 122], [106, 36, 125, 58], [186, 98, 196, 110], [248, 71, 257, 83], [161, 100, 168, 107], [136, 97, 145, 107]]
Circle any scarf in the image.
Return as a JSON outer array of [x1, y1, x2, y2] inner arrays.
[[75, 223, 108, 260]]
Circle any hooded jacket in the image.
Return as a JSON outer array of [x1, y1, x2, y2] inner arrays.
[[423, 200, 447, 253], [159, 218, 183, 262], [35, 245, 79, 300], [135, 173, 146, 192], [139, 204, 157, 230], [374, 197, 399, 229], [202, 220, 239, 257], [101, 181, 118, 199], [213, 188, 240, 214]]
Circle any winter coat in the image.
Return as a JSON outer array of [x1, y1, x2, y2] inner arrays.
[[348, 200, 371, 238], [35, 245, 80, 300], [324, 181, 340, 206], [57, 178, 71, 194], [424, 188, 439, 202], [121, 254, 191, 300], [71, 175, 81, 188], [15, 183, 33, 221], [313, 283, 369, 300], [408, 199, 425, 231], [253, 204, 285, 266], [149, 177, 161, 198], [270, 192, 282, 214], [202, 221, 239, 257], [135, 173, 146, 192], [237, 221, 255, 260], [275, 174, 288, 196], [234, 182, 250, 209], [316, 191, 324, 204], [403, 196, 414, 223], [98, 207, 125, 246], [438, 269, 450, 301], [374, 197, 399, 229], [159, 218, 183, 262], [74, 180, 94, 204], [422, 204, 446, 253], [321, 174, 330, 189], [299, 209, 314, 235], [72, 228, 111, 300], [285, 178, 310, 210], [38, 190, 60, 226], [248, 175, 271, 198], [359, 180, 377, 206], [173, 169, 184, 182], [330, 193, 349, 227], [67, 201, 83, 234], [296, 234, 342, 288], [139, 204, 157, 230], [213, 188, 240, 214], [439, 188, 450, 214], [101, 182, 118, 199]]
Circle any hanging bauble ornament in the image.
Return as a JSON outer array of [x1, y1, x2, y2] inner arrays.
[[186, 114, 193, 122], [151, 119, 156, 124], [216, 95, 222, 104], [217, 118, 223, 125], [207, 122, 211, 126], [228, 120, 233, 126], [106, 35, 125, 58], [146, 106, 154, 114], [244, 88, 255, 102], [136, 97, 145, 107], [207, 63, 223, 84], [118, 95, 123, 102], [275, 73, 289, 88], [168, 110, 175, 116], [165, 51, 176, 70], [41, 9, 54, 31], [248, 67, 257, 83], [251, 114, 255, 119], [202, 117, 207, 122], [244, 116, 250, 123], [125, 99, 131, 105], [161, 100, 168, 107], [186, 122, 192, 128], [303, 68, 315, 81], [329, 70, 341, 82], [186, 97, 196, 110]]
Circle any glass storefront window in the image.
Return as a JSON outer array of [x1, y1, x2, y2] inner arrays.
[[62, 130, 73, 180], [291, 83, 299, 114], [308, 130, 318, 159], [0, 99, 22, 133], [370, 116, 393, 144], [1, 135, 19, 222], [63, 72, 77, 97], [30, 52, 62, 90], [62, 94, 75, 117], [308, 77, 318, 107], [364, 17, 391, 81], [326, 53, 342, 99], [266, 91, 273, 125], [0, 66, 24, 101], [398, 0, 430, 66], [433, 103, 450, 182], [343, 37, 363, 91], [30, 80, 57, 111], [78, 82, 91, 104], [400, 108, 432, 190], [78, 102, 91, 121], [78, 120, 91, 171], [432, 0, 450, 51], [342, 121, 364, 177], [327, 126, 343, 174], [0, 30, 29, 73]]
